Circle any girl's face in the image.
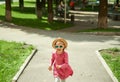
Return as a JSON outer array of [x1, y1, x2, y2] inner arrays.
[[55, 41, 65, 51]]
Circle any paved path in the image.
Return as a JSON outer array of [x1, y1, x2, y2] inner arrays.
[[0, 1, 120, 82], [0, 23, 120, 82]]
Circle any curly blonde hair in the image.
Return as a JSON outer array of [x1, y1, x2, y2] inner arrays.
[[52, 37, 68, 49]]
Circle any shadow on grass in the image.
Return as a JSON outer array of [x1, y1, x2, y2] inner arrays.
[[0, 15, 73, 30], [12, 6, 48, 17], [80, 5, 99, 12], [24, 1, 36, 4], [12, 7, 36, 14]]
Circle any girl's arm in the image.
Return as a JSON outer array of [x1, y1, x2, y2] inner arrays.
[[48, 53, 55, 71], [50, 53, 55, 66]]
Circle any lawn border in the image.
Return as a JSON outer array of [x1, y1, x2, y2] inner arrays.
[[12, 49, 37, 82], [96, 50, 119, 82], [78, 32, 120, 36]]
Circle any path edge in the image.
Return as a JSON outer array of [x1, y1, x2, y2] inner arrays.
[[12, 49, 37, 82], [96, 50, 119, 82], [78, 32, 120, 36]]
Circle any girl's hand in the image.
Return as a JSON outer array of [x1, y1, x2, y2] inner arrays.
[[56, 65, 61, 69], [48, 66, 52, 71]]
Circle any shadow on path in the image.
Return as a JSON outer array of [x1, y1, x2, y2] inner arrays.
[[0, 10, 120, 45], [0, 21, 120, 47]]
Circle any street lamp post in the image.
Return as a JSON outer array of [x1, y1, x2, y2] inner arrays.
[[64, 0, 67, 23]]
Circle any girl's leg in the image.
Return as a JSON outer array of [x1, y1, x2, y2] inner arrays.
[[61, 79, 65, 82], [55, 77, 60, 82]]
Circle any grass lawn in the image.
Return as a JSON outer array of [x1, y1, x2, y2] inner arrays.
[[100, 48, 120, 82], [0, 0, 73, 30], [0, 40, 34, 82], [78, 28, 120, 32], [80, 5, 99, 11]]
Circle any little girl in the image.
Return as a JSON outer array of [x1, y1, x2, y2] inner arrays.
[[48, 37, 73, 82]]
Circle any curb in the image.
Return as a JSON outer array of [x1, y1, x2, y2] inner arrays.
[[96, 50, 119, 82], [12, 49, 37, 82], [78, 32, 120, 36]]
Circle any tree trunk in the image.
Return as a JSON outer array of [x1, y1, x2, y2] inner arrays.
[[97, 0, 108, 28], [19, 0, 24, 11], [42, 0, 46, 15], [36, 0, 42, 19], [42, 0, 46, 8], [54, 0, 59, 7], [48, 0, 53, 23], [116, 0, 119, 5], [5, 0, 12, 21]]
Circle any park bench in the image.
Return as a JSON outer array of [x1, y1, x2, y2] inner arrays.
[[55, 8, 75, 22], [68, 11, 76, 22]]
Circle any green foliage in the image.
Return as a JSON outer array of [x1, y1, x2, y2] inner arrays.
[[100, 48, 120, 82], [80, 5, 99, 11], [0, 40, 33, 82], [0, 0, 73, 30], [109, 47, 120, 52]]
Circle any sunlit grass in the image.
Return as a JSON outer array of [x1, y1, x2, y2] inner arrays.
[[0, 40, 34, 82], [100, 48, 120, 82], [0, 0, 73, 30]]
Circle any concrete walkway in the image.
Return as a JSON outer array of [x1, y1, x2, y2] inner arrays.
[[0, 22, 120, 82]]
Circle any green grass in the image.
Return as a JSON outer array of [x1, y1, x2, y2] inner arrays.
[[0, 0, 73, 30], [100, 48, 120, 82], [0, 40, 34, 82], [79, 28, 120, 32], [80, 5, 99, 11]]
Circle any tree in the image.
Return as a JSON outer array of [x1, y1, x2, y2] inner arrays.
[[19, 0, 24, 11], [42, 0, 46, 8], [97, 0, 108, 28], [36, 0, 42, 19], [5, 0, 12, 21], [54, 0, 60, 7], [116, 0, 119, 5], [48, 0, 53, 23]]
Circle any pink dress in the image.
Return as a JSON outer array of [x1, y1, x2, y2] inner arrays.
[[50, 51, 73, 80]]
